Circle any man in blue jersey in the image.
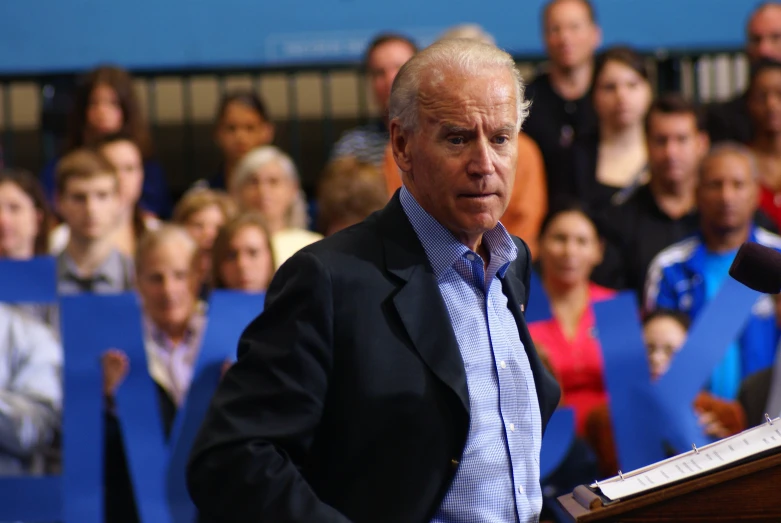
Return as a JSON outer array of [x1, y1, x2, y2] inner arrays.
[[645, 143, 781, 399]]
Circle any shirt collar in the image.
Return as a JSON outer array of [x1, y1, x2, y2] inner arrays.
[[687, 224, 760, 273], [58, 248, 124, 286], [144, 302, 207, 352], [399, 186, 517, 281]]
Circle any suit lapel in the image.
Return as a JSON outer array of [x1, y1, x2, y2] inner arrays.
[[377, 194, 470, 414]]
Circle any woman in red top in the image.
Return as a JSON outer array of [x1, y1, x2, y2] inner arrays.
[[528, 201, 615, 435], [749, 59, 781, 229]]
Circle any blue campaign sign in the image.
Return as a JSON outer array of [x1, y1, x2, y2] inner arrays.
[[593, 279, 761, 471], [0, 257, 57, 302], [61, 293, 145, 523], [540, 407, 576, 480], [594, 294, 666, 470], [654, 278, 760, 451], [0, 256, 265, 523], [166, 291, 265, 523], [0, 258, 62, 522], [115, 290, 265, 523], [526, 270, 552, 323], [0, 0, 751, 73], [526, 269, 762, 474]]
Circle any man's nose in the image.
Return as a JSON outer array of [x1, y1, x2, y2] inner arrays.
[[466, 139, 494, 176]]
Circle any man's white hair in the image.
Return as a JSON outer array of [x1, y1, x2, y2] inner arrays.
[[388, 38, 529, 132], [437, 24, 496, 46]]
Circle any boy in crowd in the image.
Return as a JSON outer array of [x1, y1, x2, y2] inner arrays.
[[55, 148, 134, 294]]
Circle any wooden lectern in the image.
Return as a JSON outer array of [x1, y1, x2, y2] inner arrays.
[[557, 450, 781, 522]]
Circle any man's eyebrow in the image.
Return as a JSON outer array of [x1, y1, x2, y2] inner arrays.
[[441, 123, 472, 133], [494, 124, 517, 134]]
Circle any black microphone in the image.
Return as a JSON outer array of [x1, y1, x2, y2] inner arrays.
[[729, 241, 781, 294]]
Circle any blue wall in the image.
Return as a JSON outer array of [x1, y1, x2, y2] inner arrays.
[[0, 0, 754, 74]]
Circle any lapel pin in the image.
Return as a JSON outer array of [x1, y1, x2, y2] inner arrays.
[[520, 304, 525, 312]]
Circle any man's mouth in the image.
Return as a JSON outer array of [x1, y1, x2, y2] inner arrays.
[[460, 193, 495, 200]]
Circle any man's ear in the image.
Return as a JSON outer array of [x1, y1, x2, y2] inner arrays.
[[390, 120, 412, 174]]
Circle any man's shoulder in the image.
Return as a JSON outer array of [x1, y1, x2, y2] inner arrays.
[[331, 123, 389, 165], [755, 227, 781, 251], [295, 213, 389, 269], [333, 122, 387, 147], [651, 235, 701, 271], [0, 302, 57, 345]]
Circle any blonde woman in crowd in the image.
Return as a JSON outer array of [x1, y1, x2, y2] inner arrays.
[[211, 213, 275, 293], [230, 145, 321, 267], [173, 188, 237, 296]]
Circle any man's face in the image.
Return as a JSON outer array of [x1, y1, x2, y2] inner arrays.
[[647, 112, 708, 186], [696, 153, 758, 234], [57, 175, 120, 241], [544, 0, 601, 70], [367, 40, 416, 114], [747, 5, 781, 64], [391, 67, 519, 246], [748, 68, 781, 134]]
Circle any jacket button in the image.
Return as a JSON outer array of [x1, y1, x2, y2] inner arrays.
[[451, 459, 460, 468]]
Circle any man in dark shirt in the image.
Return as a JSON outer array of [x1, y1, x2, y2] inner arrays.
[[594, 95, 708, 297], [523, 0, 601, 207], [707, 2, 781, 144], [330, 34, 416, 166]]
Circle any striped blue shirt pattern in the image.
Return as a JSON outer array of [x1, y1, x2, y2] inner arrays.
[[400, 187, 542, 523]]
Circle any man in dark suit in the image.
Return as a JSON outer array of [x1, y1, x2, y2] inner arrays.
[[187, 38, 560, 523]]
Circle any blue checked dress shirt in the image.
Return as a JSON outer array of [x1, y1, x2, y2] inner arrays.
[[400, 187, 543, 523]]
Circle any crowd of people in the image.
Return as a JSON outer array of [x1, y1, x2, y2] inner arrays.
[[0, 0, 780, 521]]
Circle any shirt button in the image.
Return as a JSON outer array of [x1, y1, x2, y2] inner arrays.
[[518, 485, 524, 494], [509, 423, 515, 432], [466, 253, 475, 261], [500, 360, 507, 369]]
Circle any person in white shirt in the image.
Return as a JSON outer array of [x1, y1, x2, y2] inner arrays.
[[0, 304, 62, 474]]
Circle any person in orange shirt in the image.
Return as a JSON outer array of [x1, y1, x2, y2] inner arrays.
[[382, 132, 548, 256]]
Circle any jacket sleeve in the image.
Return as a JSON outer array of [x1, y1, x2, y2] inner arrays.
[[0, 312, 62, 460], [187, 251, 352, 523]]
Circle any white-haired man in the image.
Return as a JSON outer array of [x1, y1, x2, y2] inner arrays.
[[187, 39, 560, 523]]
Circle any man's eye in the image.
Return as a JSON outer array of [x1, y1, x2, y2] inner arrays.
[[494, 136, 509, 145], [448, 137, 465, 145]]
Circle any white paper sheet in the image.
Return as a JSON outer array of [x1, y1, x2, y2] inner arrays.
[[593, 417, 781, 501]]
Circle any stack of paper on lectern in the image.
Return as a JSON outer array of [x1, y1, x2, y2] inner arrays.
[[593, 416, 781, 501]]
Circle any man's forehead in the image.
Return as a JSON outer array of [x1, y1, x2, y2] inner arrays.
[[418, 68, 515, 102], [648, 112, 698, 132], [703, 153, 753, 178], [750, 5, 781, 32]]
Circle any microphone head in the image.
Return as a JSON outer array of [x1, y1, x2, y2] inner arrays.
[[729, 242, 781, 294]]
